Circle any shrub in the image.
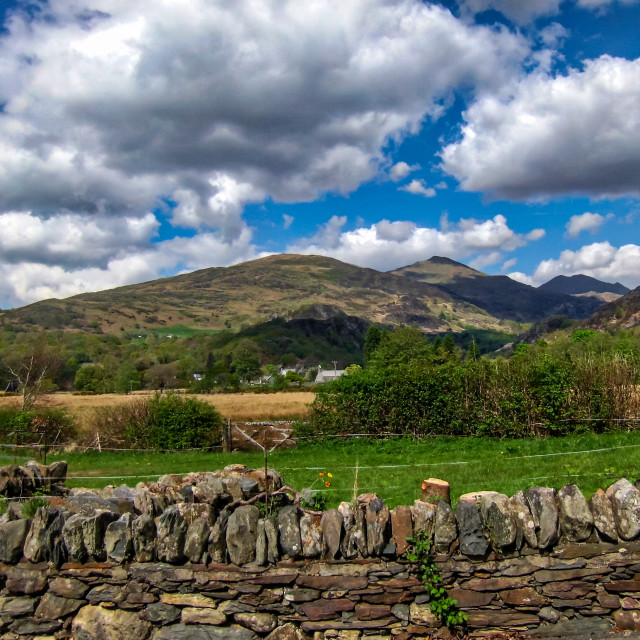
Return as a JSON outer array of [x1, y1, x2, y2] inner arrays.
[[0, 408, 76, 445]]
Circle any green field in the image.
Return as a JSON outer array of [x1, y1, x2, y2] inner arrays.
[[37, 431, 640, 509]]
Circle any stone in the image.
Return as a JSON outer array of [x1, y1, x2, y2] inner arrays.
[[278, 505, 302, 558], [23, 507, 67, 564], [105, 513, 134, 563], [556, 484, 594, 542], [465, 576, 532, 592], [4, 565, 47, 594], [153, 623, 258, 639], [227, 505, 260, 565], [255, 518, 267, 565], [0, 596, 36, 617], [409, 602, 437, 626], [62, 513, 88, 562], [466, 610, 539, 628], [355, 603, 392, 620], [434, 500, 456, 552], [480, 493, 516, 549], [391, 506, 413, 555], [300, 598, 355, 621], [264, 622, 306, 640], [234, 612, 277, 633], [141, 602, 181, 625], [339, 501, 367, 559], [510, 491, 537, 549], [321, 509, 342, 559], [590, 489, 618, 543], [296, 575, 368, 591], [446, 589, 494, 608], [35, 593, 84, 619], [456, 499, 488, 557], [410, 500, 437, 539], [538, 606, 561, 623], [83, 511, 119, 560], [246, 468, 284, 493], [184, 518, 210, 563], [614, 609, 640, 630], [157, 505, 188, 563], [264, 515, 280, 564], [86, 584, 124, 604], [176, 502, 215, 525], [500, 587, 547, 607], [365, 497, 390, 556], [72, 605, 152, 640], [420, 478, 450, 504], [161, 593, 218, 607], [525, 487, 558, 549], [209, 510, 229, 563], [0, 518, 31, 564], [391, 603, 410, 623], [597, 591, 620, 609], [132, 513, 157, 562], [181, 607, 227, 625], [606, 478, 640, 540], [10, 617, 62, 635], [48, 460, 67, 486], [283, 588, 320, 602], [300, 514, 324, 558], [68, 491, 121, 516]]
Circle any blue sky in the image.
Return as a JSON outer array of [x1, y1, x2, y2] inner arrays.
[[0, 0, 639, 309]]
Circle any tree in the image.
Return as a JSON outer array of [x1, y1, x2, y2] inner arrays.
[[3, 338, 61, 411], [363, 325, 384, 364], [466, 339, 481, 362]]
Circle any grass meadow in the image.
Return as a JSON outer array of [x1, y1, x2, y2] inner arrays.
[[34, 430, 640, 509]]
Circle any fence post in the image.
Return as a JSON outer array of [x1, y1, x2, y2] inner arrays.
[[223, 420, 231, 453]]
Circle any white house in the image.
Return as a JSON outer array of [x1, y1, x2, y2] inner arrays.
[[314, 366, 345, 383]]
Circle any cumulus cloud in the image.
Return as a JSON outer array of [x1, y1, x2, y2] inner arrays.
[[0, 0, 533, 306], [288, 214, 545, 272], [441, 56, 640, 201], [0, 228, 261, 306], [566, 212, 614, 237], [510, 241, 640, 288], [283, 214, 294, 230], [389, 162, 421, 182], [399, 179, 437, 197]]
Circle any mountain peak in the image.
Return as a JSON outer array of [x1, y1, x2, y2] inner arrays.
[[539, 274, 630, 296]]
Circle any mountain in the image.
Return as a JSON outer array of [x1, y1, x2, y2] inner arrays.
[[582, 286, 640, 331], [539, 274, 629, 296], [0, 254, 507, 335], [0, 254, 606, 337], [391, 257, 604, 323]]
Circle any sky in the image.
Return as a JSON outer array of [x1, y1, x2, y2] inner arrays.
[[0, 0, 639, 310]]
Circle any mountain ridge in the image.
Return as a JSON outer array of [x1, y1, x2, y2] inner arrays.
[[0, 253, 610, 335]]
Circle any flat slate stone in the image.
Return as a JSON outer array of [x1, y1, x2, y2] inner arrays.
[[153, 622, 258, 639], [466, 610, 540, 628]]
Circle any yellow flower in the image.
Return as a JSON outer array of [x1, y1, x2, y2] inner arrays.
[[327, 473, 333, 478]]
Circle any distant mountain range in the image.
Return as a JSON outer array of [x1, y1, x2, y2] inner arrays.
[[0, 254, 629, 340]]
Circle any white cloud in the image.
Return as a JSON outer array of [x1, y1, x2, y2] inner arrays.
[[441, 56, 640, 201], [399, 179, 437, 198], [0, 228, 261, 306], [0, 0, 533, 307], [513, 241, 640, 288], [577, 0, 640, 7], [502, 258, 517, 270], [389, 161, 421, 182], [287, 214, 545, 272], [565, 212, 614, 237], [283, 214, 294, 230]]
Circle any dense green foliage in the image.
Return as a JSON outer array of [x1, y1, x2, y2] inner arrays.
[[302, 326, 640, 438], [0, 407, 76, 445], [95, 392, 225, 450]]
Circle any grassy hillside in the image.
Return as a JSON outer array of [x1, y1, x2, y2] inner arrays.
[[0, 254, 525, 336]]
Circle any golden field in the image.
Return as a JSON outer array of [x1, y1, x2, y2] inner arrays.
[[0, 390, 314, 428]]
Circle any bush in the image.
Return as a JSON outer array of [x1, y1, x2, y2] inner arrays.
[[0, 408, 76, 445], [86, 393, 224, 450]]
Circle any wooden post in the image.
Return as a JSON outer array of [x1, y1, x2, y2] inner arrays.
[[263, 424, 269, 516], [223, 420, 231, 453]]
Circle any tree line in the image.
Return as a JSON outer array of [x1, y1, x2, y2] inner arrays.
[[300, 326, 640, 438]]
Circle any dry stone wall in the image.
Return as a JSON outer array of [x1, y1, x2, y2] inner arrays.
[[2, 462, 640, 639]]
